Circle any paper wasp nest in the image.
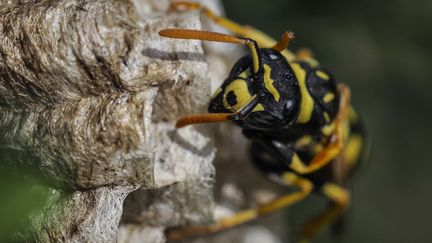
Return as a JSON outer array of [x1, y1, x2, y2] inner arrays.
[[0, 0, 218, 241], [0, 0, 283, 242]]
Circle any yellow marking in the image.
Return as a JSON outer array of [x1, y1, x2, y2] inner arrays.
[[295, 135, 312, 147], [289, 153, 309, 174], [316, 70, 330, 80], [321, 122, 336, 136], [238, 70, 250, 79], [322, 183, 350, 206], [323, 93, 335, 103], [253, 103, 265, 112], [281, 50, 296, 63], [263, 64, 280, 102], [223, 79, 251, 111], [343, 135, 363, 167], [323, 112, 330, 123], [291, 63, 314, 123]]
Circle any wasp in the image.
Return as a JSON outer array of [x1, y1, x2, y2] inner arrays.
[[159, 2, 364, 241]]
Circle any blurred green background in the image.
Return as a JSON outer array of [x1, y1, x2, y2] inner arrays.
[[0, 163, 48, 242], [222, 0, 432, 242]]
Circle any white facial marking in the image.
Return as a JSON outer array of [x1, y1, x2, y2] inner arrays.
[[269, 54, 279, 60], [286, 100, 294, 110]]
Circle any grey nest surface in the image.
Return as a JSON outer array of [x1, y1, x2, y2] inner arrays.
[[0, 0, 221, 242], [0, 0, 285, 242]]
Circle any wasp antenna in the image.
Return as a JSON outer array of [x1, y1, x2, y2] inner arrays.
[[159, 29, 246, 44], [175, 113, 232, 128], [272, 31, 295, 52], [159, 28, 263, 74]]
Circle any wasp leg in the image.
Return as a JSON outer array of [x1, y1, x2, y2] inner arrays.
[[300, 183, 350, 242], [176, 94, 259, 128], [169, 1, 296, 61], [289, 84, 351, 175], [165, 172, 313, 241], [341, 108, 364, 171]]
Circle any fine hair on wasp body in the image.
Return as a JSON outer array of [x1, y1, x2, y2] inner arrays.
[[159, 1, 364, 242]]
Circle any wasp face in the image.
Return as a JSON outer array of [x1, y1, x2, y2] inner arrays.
[[209, 49, 301, 130], [208, 52, 256, 114]]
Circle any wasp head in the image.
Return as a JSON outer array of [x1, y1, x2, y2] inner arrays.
[[209, 48, 300, 130]]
